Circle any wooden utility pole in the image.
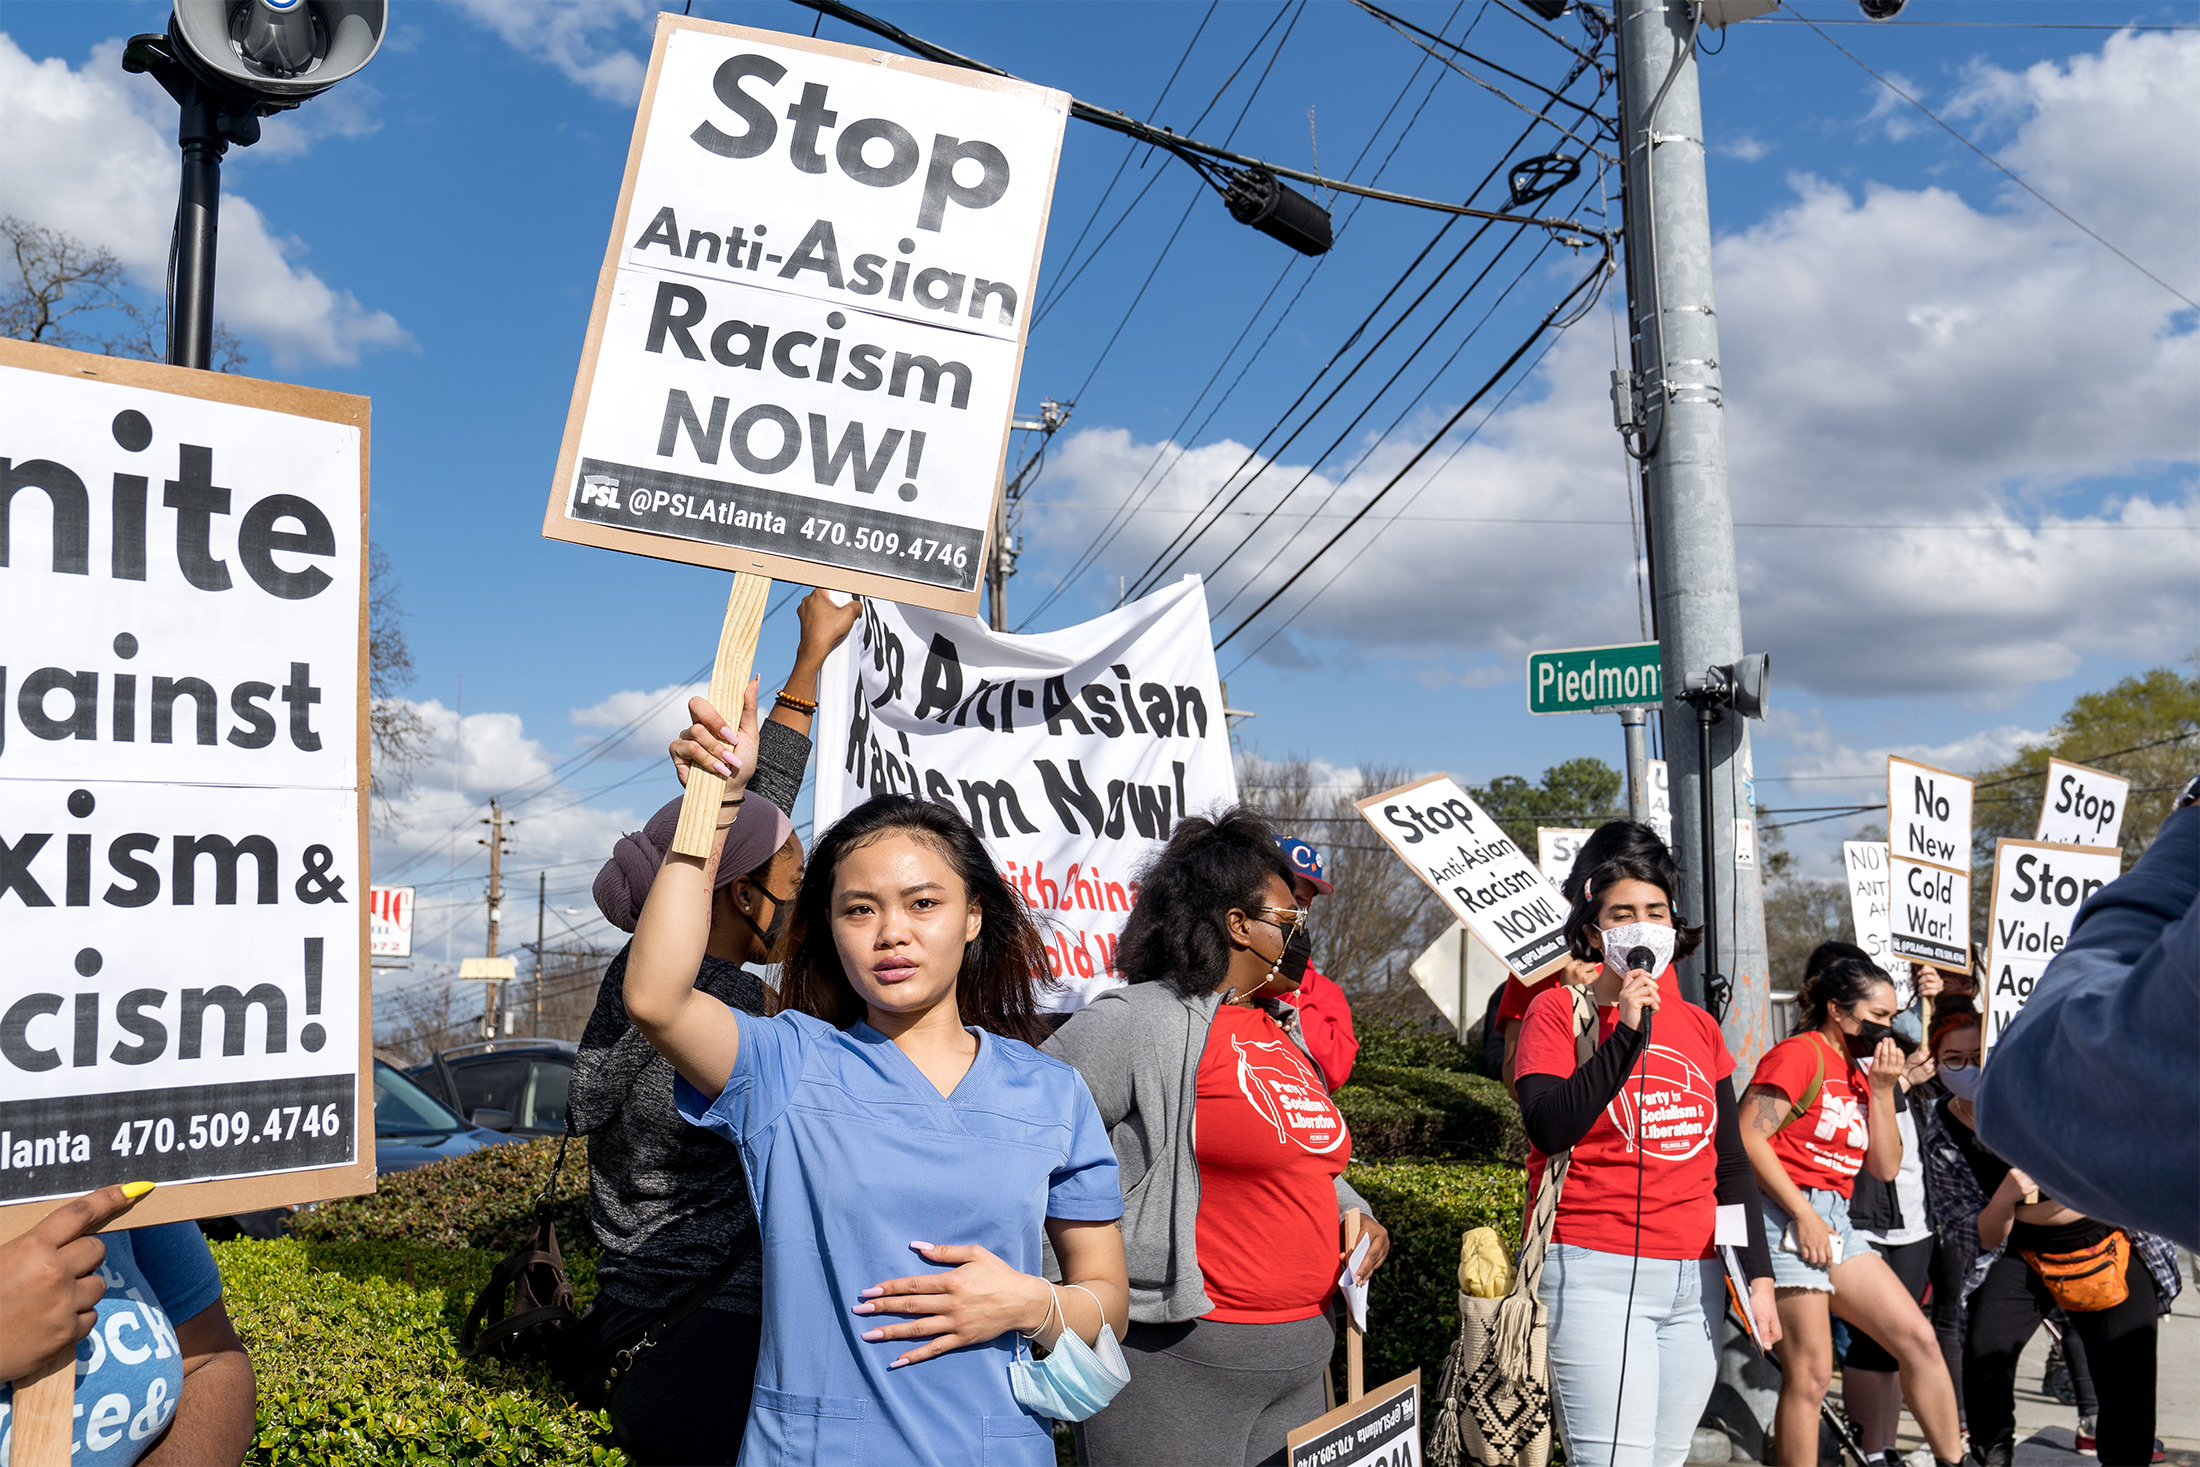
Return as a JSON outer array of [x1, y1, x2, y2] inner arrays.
[[479, 800, 510, 1040], [534, 871, 546, 1037]]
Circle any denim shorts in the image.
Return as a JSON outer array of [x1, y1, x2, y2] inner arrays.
[[1762, 1188, 1856, 1292]]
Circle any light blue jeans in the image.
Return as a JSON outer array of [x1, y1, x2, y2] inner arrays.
[[1539, 1243, 1724, 1467]]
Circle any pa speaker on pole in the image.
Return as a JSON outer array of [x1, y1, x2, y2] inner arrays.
[[169, 0, 386, 107]]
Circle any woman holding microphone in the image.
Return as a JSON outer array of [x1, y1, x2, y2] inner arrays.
[[1740, 959, 1964, 1467], [1512, 850, 1778, 1467]]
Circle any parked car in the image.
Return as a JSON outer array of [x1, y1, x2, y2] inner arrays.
[[372, 1057, 523, 1174], [405, 1039, 576, 1139]]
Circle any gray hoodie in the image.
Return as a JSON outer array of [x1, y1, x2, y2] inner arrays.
[[1044, 981, 1376, 1323]]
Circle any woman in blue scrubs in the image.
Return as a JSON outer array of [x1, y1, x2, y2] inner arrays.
[[622, 686, 1130, 1466]]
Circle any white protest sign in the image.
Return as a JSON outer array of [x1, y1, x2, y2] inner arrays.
[[1407, 925, 1511, 1035], [1888, 853, 1970, 971], [1536, 828, 1591, 889], [1983, 838, 2120, 1054], [1888, 755, 1973, 870], [2036, 758, 2129, 849], [0, 341, 371, 1231], [1287, 1370, 1421, 1467], [1842, 842, 1896, 968], [544, 15, 1068, 614], [1645, 757, 1672, 845], [814, 577, 1235, 1010], [1357, 776, 1569, 982], [369, 885, 414, 959]]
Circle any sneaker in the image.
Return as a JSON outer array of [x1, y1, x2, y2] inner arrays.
[[2078, 1417, 2098, 1458]]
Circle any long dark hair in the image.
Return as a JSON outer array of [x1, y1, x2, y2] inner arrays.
[[1118, 808, 1295, 999], [778, 795, 1052, 1045], [1563, 853, 1706, 964], [1561, 820, 1676, 906], [1797, 956, 1896, 1030]]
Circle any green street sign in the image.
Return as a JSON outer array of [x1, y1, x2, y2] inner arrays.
[[1526, 641, 1663, 715]]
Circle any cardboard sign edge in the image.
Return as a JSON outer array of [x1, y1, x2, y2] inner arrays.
[[0, 338, 376, 1239], [1285, 1368, 1422, 1453], [540, 14, 1070, 618]]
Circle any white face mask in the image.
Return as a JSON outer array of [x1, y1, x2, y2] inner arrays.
[[1602, 921, 1677, 979]]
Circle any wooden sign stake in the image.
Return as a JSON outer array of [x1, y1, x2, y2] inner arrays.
[[670, 573, 775, 858], [12, 1348, 75, 1467], [1344, 1209, 1365, 1403]]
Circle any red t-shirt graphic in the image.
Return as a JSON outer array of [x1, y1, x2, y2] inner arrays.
[[1749, 1032, 1871, 1197]]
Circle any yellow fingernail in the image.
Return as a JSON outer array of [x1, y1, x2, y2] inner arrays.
[[121, 1181, 156, 1199]]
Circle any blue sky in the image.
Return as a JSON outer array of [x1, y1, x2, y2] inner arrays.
[[5, 0, 2195, 986]]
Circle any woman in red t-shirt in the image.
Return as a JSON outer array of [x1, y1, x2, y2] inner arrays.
[[1514, 852, 1777, 1467], [1740, 959, 1963, 1467]]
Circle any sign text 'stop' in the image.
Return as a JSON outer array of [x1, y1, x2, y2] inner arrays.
[[2035, 758, 2129, 849], [1527, 641, 1662, 715]]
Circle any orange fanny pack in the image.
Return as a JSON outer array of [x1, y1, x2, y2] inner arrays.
[[2019, 1231, 2131, 1314]]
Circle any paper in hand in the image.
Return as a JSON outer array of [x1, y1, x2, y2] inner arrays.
[[1339, 1234, 1373, 1334], [1721, 1246, 1764, 1351]]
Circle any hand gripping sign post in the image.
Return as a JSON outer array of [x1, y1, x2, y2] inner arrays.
[[1982, 839, 2120, 1056], [1, 339, 372, 1454], [541, 14, 1067, 861], [2035, 758, 2130, 849], [1886, 757, 1973, 972], [1356, 776, 1571, 985]]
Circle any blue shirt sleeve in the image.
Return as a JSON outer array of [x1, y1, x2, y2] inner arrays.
[[673, 1006, 811, 1145], [1046, 1069, 1124, 1222], [126, 1222, 224, 1325]]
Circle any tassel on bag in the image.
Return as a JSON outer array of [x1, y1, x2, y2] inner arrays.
[[1428, 988, 1594, 1467]]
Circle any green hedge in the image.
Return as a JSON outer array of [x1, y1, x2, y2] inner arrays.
[[217, 1237, 624, 1464], [293, 1137, 593, 1255], [1353, 1016, 1483, 1075], [1344, 1160, 1527, 1396], [1337, 1064, 1525, 1162]]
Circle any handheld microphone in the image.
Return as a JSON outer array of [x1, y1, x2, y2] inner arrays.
[[1626, 946, 1655, 1042]]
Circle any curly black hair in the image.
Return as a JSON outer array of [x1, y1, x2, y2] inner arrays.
[[778, 794, 1053, 1044], [1117, 807, 1296, 998], [1562, 852, 1706, 965]]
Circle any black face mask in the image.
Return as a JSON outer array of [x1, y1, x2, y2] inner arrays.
[[1243, 917, 1312, 999], [734, 885, 792, 953], [1844, 1019, 1896, 1058]]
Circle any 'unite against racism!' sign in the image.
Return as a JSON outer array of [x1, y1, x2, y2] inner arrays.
[[544, 14, 1068, 615], [0, 342, 373, 1232]]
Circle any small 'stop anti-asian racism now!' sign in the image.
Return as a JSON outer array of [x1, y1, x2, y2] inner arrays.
[[544, 15, 1069, 615]]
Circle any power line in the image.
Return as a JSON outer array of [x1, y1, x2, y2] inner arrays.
[[1782, 2, 2196, 311]]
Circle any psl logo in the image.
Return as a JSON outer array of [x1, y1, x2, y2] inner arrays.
[[579, 474, 621, 508], [1813, 1095, 1868, 1150]]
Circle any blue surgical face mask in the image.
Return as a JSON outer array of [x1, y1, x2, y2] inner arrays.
[[1938, 1060, 1983, 1102], [1008, 1285, 1130, 1422]]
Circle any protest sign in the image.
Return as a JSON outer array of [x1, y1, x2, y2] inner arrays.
[[0, 340, 371, 1236], [369, 884, 414, 959], [1983, 838, 2120, 1054], [1646, 757, 1672, 845], [1287, 1369, 1421, 1467], [1888, 853, 1970, 971], [543, 14, 1068, 614], [1888, 756, 1973, 870], [1356, 776, 1569, 982], [1407, 925, 1510, 1037], [2035, 758, 2129, 849], [813, 577, 1235, 1010], [1842, 841, 1897, 970], [1536, 827, 1591, 888]]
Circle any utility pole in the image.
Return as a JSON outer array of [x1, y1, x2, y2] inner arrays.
[[987, 398, 1071, 631], [1615, 0, 1768, 1060], [1615, 3, 1775, 1455], [534, 871, 546, 1038], [1620, 707, 1651, 824], [478, 800, 511, 1041]]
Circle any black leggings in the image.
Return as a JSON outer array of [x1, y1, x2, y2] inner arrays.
[[1845, 1235, 1934, 1372], [1964, 1246, 2157, 1466], [599, 1305, 762, 1466]]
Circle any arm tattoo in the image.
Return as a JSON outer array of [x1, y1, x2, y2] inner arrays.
[[1741, 1087, 1789, 1137]]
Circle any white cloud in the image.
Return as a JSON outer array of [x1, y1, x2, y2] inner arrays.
[[1027, 32, 2200, 701], [1717, 133, 1772, 162], [1860, 70, 1929, 142], [0, 36, 410, 367], [451, 0, 652, 105], [569, 680, 709, 763]]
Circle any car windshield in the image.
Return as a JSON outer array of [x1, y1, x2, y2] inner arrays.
[[373, 1060, 466, 1137]]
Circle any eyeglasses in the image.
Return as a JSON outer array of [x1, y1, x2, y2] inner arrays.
[[1253, 905, 1307, 929]]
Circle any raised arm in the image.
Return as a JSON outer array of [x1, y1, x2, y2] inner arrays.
[[1861, 1037, 1905, 1184], [625, 684, 759, 1098], [765, 589, 859, 741]]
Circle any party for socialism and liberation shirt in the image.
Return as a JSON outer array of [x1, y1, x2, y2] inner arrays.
[[678, 1010, 1121, 1467], [0, 1223, 221, 1467], [1515, 968, 1736, 1259], [1193, 1004, 1351, 1322], [1750, 1031, 1871, 1197]]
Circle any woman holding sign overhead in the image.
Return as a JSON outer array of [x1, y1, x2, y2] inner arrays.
[[1046, 809, 1389, 1467], [1512, 849, 1777, 1467], [620, 685, 1128, 1467]]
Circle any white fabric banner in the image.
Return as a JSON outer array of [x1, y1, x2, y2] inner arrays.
[[813, 576, 1237, 1010]]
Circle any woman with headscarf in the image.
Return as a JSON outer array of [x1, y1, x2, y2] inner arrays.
[[566, 590, 854, 1466]]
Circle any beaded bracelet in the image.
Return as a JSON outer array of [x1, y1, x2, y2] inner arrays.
[[774, 690, 819, 714]]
